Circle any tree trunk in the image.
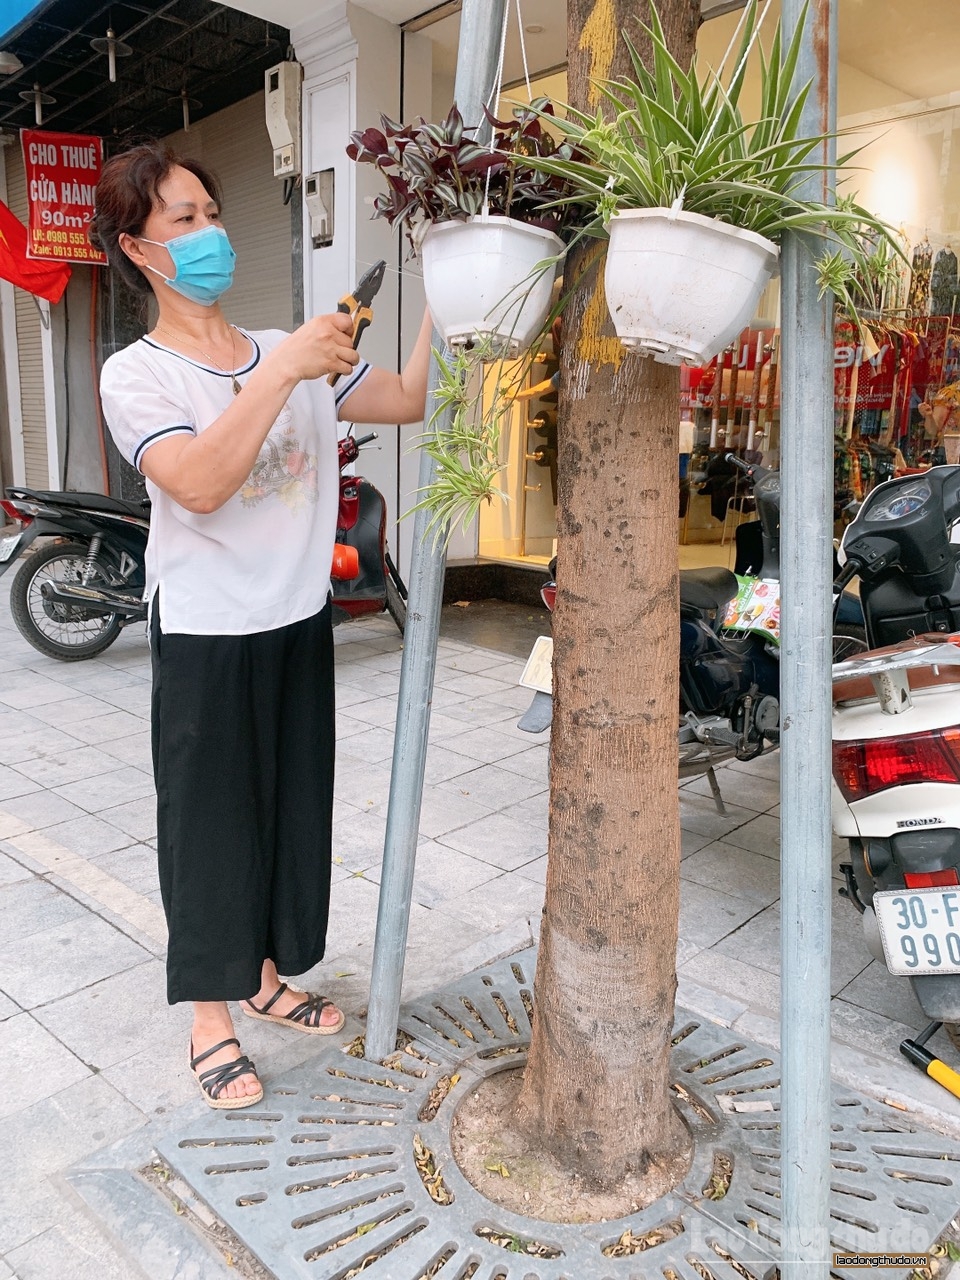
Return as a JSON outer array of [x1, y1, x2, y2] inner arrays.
[[516, 0, 700, 1196]]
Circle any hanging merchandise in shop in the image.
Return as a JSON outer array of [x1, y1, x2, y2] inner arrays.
[[20, 128, 105, 265], [0, 198, 70, 301]]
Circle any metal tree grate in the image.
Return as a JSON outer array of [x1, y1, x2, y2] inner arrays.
[[155, 948, 960, 1280]]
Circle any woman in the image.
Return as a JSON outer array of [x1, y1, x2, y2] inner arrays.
[[90, 142, 431, 1109]]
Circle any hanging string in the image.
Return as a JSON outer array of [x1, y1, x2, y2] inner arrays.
[[482, 0, 513, 218], [514, 0, 533, 104]]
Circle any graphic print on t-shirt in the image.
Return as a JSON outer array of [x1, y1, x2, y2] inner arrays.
[[241, 406, 319, 511]]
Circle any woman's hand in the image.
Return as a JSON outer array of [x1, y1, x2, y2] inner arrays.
[[271, 313, 360, 382]]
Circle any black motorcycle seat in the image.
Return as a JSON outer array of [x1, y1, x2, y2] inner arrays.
[[679, 566, 740, 614], [7, 487, 149, 520]]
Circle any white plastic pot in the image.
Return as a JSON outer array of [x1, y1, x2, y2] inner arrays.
[[604, 208, 780, 365], [421, 215, 563, 356]]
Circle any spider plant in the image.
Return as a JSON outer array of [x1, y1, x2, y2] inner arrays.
[[527, 0, 906, 328], [406, 338, 526, 547]]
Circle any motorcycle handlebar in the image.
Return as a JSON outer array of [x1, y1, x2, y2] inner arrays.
[[353, 432, 378, 448]]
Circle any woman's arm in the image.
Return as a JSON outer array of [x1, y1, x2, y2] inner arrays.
[[141, 314, 358, 514], [338, 310, 433, 425]]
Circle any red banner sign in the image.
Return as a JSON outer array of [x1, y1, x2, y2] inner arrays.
[[20, 129, 106, 265]]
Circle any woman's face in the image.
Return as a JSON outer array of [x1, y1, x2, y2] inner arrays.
[[119, 164, 221, 285]]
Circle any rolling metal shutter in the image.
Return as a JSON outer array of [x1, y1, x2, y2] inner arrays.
[[6, 145, 48, 487], [169, 92, 294, 333]]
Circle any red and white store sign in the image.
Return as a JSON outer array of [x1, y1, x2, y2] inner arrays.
[[20, 130, 106, 265]]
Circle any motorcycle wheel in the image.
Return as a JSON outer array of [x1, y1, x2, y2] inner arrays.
[[10, 540, 124, 661], [832, 624, 868, 663], [384, 549, 406, 635]]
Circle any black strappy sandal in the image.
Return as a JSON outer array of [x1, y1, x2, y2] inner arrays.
[[189, 1036, 263, 1110], [242, 982, 346, 1035]]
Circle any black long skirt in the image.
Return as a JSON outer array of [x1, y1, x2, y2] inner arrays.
[[150, 602, 335, 1005]]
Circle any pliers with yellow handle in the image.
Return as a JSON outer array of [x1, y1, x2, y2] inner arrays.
[[328, 258, 386, 387]]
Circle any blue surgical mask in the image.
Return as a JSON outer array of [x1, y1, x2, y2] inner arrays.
[[139, 225, 237, 306]]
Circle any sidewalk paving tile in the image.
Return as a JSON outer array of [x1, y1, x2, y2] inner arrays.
[[431, 871, 546, 934], [54, 765, 155, 812], [0, 789, 87, 829], [680, 839, 782, 905], [834, 957, 928, 1028], [0, 913, 150, 1007], [394, 786, 494, 840], [98, 797, 156, 843], [32, 960, 170, 1072], [711, 895, 873, 995], [0, 1075, 144, 1188], [677, 880, 765, 951], [7, 1222, 134, 1280], [436, 761, 546, 810], [437, 724, 531, 765], [0, 850, 36, 886], [60, 709, 149, 746], [684, 768, 781, 813], [0, 669, 84, 710], [336, 724, 399, 764], [26, 694, 132, 728], [85, 843, 159, 896], [332, 808, 389, 872], [679, 948, 783, 1014], [0, 763, 42, 802], [436, 809, 546, 871], [366, 838, 502, 909], [0, 1012, 91, 1119], [37, 814, 135, 859], [13, 745, 125, 789], [0, 878, 89, 944], [96, 730, 154, 771], [678, 790, 763, 840], [0, 724, 83, 766], [501, 790, 549, 829]]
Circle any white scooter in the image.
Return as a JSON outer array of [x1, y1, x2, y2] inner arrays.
[[832, 465, 960, 1041]]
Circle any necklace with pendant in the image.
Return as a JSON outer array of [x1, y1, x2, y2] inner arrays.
[[154, 322, 242, 395]]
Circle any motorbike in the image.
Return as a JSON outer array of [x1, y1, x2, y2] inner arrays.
[[519, 454, 866, 788], [0, 430, 406, 660], [832, 464, 960, 1036], [330, 430, 406, 634], [0, 486, 150, 660]]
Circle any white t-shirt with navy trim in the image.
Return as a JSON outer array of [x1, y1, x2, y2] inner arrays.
[[99, 327, 372, 636]]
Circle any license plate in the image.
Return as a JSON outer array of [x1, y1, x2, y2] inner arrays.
[[0, 533, 21, 563], [874, 886, 960, 975], [519, 635, 553, 694]]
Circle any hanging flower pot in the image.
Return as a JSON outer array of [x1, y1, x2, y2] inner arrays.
[[421, 215, 563, 356], [603, 208, 779, 366]]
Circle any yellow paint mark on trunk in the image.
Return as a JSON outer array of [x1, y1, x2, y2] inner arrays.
[[576, 272, 626, 375], [580, 0, 618, 107]]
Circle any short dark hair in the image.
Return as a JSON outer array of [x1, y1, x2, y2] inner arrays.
[[89, 142, 224, 294]]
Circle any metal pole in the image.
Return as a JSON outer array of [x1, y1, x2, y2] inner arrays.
[[779, 0, 837, 1274], [365, 0, 509, 1063]]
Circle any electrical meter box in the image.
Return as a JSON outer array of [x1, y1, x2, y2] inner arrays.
[[265, 61, 302, 178]]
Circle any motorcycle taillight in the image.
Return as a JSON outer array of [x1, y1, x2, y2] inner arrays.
[[540, 584, 556, 611], [904, 869, 960, 888], [0, 499, 28, 523], [833, 727, 960, 802]]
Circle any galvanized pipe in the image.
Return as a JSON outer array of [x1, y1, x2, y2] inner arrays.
[[778, 0, 837, 1273], [365, 0, 509, 1063]]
